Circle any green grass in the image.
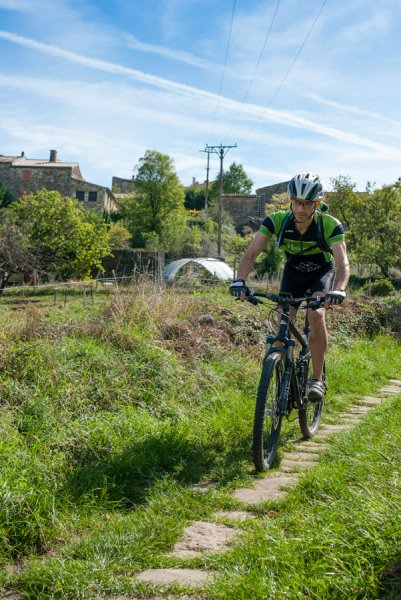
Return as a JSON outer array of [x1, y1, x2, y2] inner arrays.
[[0, 283, 399, 598]]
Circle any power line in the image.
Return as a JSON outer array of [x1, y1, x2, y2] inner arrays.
[[199, 146, 213, 208], [238, 0, 328, 144], [205, 143, 237, 257], [224, 0, 281, 141], [210, 0, 237, 136]]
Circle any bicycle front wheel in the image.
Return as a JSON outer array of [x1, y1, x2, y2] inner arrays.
[[298, 354, 325, 438], [253, 352, 285, 471]]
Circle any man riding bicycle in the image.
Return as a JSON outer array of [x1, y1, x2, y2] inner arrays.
[[230, 173, 350, 402]]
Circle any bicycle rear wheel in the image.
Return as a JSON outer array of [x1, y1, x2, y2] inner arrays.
[[253, 352, 285, 471], [298, 352, 324, 437]]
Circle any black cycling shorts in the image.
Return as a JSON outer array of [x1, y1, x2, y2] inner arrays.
[[280, 261, 335, 299]]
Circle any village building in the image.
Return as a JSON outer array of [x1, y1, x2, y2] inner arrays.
[[220, 181, 289, 232], [0, 150, 116, 212]]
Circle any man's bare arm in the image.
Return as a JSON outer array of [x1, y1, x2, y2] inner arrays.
[[236, 232, 270, 280], [331, 241, 350, 290]]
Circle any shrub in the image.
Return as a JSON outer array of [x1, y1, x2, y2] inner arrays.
[[364, 278, 395, 297]]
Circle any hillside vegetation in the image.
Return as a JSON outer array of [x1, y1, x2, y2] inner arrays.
[[0, 282, 400, 599]]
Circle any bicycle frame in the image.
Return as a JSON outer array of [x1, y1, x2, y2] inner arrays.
[[248, 291, 325, 417], [264, 307, 310, 416], [248, 291, 327, 471]]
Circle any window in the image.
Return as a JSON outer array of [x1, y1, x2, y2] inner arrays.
[[88, 191, 98, 202], [22, 169, 30, 183], [76, 191, 85, 201]]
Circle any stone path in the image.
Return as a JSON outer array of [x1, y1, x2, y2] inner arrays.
[[132, 379, 401, 596]]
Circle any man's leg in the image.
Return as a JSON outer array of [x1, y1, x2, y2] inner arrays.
[[307, 300, 327, 381]]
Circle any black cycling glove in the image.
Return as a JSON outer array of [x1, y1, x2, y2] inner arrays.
[[326, 290, 346, 305], [229, 279, 249, 298]]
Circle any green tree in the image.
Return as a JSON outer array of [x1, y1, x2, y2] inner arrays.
[[350, 182, 401, 278], [209, 162, 253, 202], [108, 222, 132, 248], [266, 192, 290, 214], [0, 182, 14, 209], [0, 214, 37, 292], [123, 150, 186, 248], [185, 184, 206, 210], [328, 175, 362, 229], [10, 189, 111, 279]]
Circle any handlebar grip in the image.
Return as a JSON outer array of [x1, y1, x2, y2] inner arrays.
[[247, 293, 264, 305]]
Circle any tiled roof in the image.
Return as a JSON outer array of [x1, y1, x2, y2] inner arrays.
[[13, 157, 79, 168], [0, 155, 20, 162]]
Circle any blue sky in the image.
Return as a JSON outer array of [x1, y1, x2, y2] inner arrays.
[[1, 0, 400, 193]]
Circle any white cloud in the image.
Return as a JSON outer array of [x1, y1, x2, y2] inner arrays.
[[124, 33, 211, 70], [1, 30, 401, 164]]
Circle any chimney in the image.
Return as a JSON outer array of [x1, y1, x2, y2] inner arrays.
[[49, 149, 57, 163], [192, 177, 196, 185], [20, 151, 25, 157]]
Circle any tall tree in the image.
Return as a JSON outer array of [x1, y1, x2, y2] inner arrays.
[[0, 182, 14, 209], [122, 150, 186, 248], [0, 214, 38, 292], [209, 162, 254, 202], [184, 184, 206, 210], [350, 181, 401, 278], [328, 175, 362, 229], [9, 190, 111, 279]]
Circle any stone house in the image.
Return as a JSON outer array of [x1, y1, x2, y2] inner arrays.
[[111, 176, 135, 194], [221, 193, 263, 232], [221, 182, 289, 232], [0, 150, 116, 212], [255, 181, 289, 205]]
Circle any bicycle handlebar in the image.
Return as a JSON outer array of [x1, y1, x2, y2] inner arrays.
[[245, 291, 327, 309]]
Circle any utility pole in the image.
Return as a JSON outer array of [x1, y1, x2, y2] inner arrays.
[[200, 146, 213, 209], [205, 143, 237, 258]]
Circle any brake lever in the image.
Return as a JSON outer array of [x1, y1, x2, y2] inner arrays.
[[247, 292, 264, 305], [305, 296, 326, 310]]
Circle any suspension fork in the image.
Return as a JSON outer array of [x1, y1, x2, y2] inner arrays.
[[264, 310, 295, 415]]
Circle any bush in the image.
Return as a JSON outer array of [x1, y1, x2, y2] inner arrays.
[[363, 278, 395, 297]]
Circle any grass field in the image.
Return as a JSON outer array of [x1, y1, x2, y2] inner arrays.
[[0, 282, 399, 599]]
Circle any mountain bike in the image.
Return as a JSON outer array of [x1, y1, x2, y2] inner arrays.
[[246, 291, 327, 471]]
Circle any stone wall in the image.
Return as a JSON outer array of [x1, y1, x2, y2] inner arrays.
[[71, 179, 116, 212], [1, 164, 76, 199], [112, 176, 135, 193], [256, 181, 289, 206], [222, 194, 262, 232], [0, 159, 115, 212]]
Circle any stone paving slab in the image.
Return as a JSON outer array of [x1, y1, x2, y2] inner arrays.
[[233, 476, 297, 505], [213, 510, 255, 522], [136, 568, 212, 589], [359, 396, 383, 405], [389, 379, 401, 386], [280, 459, 318, 472], [283, 451, 320, 461], [338, 412, 363, 419], [378, 386, 401, 394], [170, 521, 237, 558], [320, 424, 351, 431], [295, 443, 327, 456], [348, 405, 372, 413], [294, 440, 328, 450]]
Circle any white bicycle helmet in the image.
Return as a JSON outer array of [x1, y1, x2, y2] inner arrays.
[[287, 173, 324, 202]]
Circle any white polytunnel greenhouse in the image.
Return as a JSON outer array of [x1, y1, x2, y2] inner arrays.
[[163, 257, 234, 284]]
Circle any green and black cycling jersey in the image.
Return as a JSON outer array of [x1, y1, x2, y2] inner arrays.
[[260, 210, 345, 270]]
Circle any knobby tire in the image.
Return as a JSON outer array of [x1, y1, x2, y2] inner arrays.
[[298, 353, 325, 438], [253, 352, 285, 471]]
